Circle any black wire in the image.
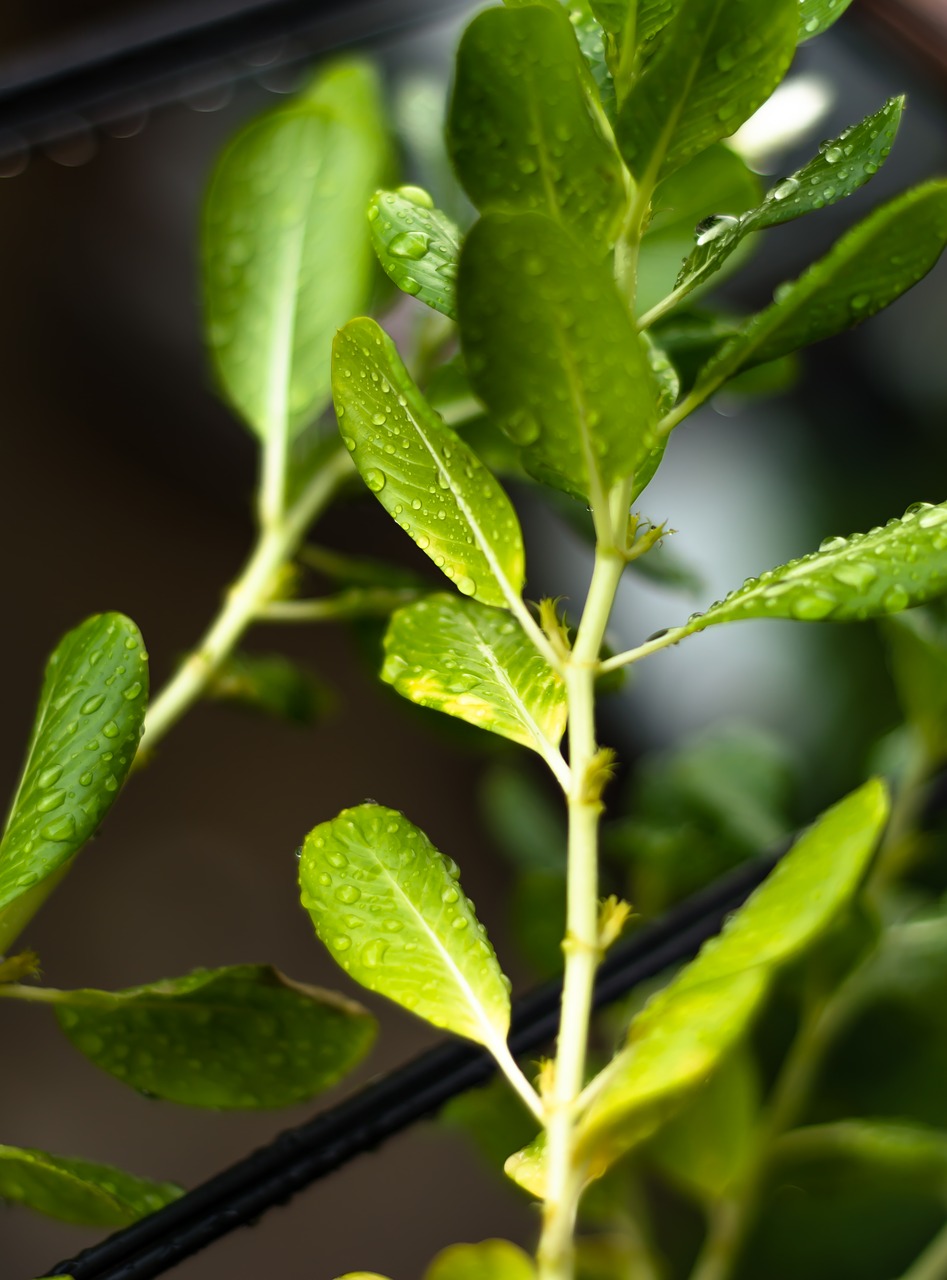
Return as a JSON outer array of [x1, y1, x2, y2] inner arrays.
[[40, 850, 779, 1280], [0, 0, 461, 161]]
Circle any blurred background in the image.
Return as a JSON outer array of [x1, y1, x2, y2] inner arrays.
[[0, 1, 945, 1276]]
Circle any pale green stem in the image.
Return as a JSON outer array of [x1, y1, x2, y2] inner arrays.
[[638, 283, 691, 332], [258, 588, 422, 623], [538, 541, 627, 1280], [143, 446, 353, 753], [491, 1036, 546, 1125], [598, 624, 689, 674], [0, 983, 112, 1007], [898, 1221, 947, 1280]]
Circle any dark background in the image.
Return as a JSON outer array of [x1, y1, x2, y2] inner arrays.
[[0, 2, 945, 1276]]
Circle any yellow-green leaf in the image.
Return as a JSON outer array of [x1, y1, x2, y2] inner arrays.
[[425, 1240, 536, 1280], [369, 186, 461, 318]]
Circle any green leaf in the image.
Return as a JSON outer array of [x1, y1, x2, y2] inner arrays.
[[0, 1144, 180, 1228], [774, 1121, 947, 1192], [570, 4, 618, 122], [459, 212, 658, 501], [333, 318, 525, 609], [448, 5, 626, 248], [369, 186, 462, 319], [55, 964, 375, 1109], [203, 60, 390, 444], [300, 804, 511, 1048], [674, 500, 947, 637], [0, 614, 147, 921], [381, 595, 566, 755], [799, 0, 856, 41], [572, 781, 886, 1174], [884, 607, 947, 758], [638, 143, 762, 316], [615, 0, 797, 186], [204, 651, 330, 726], [589, 0, 629, 32], [690, 181, 947, 397], [425, 1240, 536, 1280], [668, 98, 904, 311]]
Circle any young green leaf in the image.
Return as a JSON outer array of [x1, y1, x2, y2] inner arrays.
[[574, 779, 887, 1173], [615, 0, 797, 187], [459, 212, 658, 503], [203, 61, 389, 446], [425, 1240, 536, 1280], [448, 5, 626, 248], [664, 98, 904, 313], [799, 0, 856, 41], [0, 614, 147, 920], [300, 804, 512, 1050], [0, 1144, 180, 1228], [774, 1121, 947, 1192], [674, 500, 947, 637], [686, 181, 947, 402], [332, 318, 525, 609], [205, 651, 331, 726], [369, 186, 462, 319], [381, 595, 567, 757], [55, 965, 375, 1109]]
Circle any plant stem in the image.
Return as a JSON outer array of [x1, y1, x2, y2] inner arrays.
[[258, 588, 422, 623], [142, 446, 352, 753], [538, 541, 626, 1280], [898, 1222, 947, 1280]]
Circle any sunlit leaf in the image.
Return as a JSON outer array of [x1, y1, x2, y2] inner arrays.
[[689, 181, 947, 398], [55, 965, 374, 1109], [668, 98, 904, 311], [674, 500, 947, 637], [0, 614, 147, 928], [459, 212, 658, 501], [425, 1240, 536, 1280], [369, 186, 461, 319], [0, 1144, 180, 1228], [382, 595, 566, 753], [203, 61, 390, 445], [333, 318, 525, 608], [615, 0, 797, 186], [799, 0, 856, 41], [300, 804, 511, 1049], [449, 5, 626, 248]]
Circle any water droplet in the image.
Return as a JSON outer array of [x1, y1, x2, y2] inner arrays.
[[389, 231, 430, 260], [805, 14, 819, 31], [451, 916, 469, 930], [882, 585, 910, 612], [102, 721, 120, 739], [335, 884, 361, 905], [832, 562, 877, 590], [36, 789, 66, 813], [342, 435, 356, 452], [694, 214, 739, 246], [365, 468, 387, 492], [362, 939, 388, 967], [819, 535, 848, 552], [372, 412, 387, 426], [823, 145, 843, 164], [850, 293, 871, 312], [15, 871, 39, 887], [918, 507, 947, 529], [441, 887, 459, 905], [123, 682, 143, 701], [789, 591, 837, 621], [334, 935, 353, 952], [37, 765, 63, 789], [456, 576, 476, 597], [397, 184, 434, 209], [41, 814, 77, 842], [771, 176, 799, 202], [80, 694, 106, 715], [79, 770, 94, 786]]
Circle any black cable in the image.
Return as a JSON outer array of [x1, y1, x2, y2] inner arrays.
[[0, 0, 462, 163], [40, 849, 779, 1280]]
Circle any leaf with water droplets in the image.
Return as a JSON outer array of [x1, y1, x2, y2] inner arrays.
[[687, 181, 947, 401], [203, 61, 390, 450], [425, 1240, 536, 1280], [673, 500, 947, 638], [448, 5, 626, 249], [0, 1143, 180, 1228], [382, 595, 567, 756], [459, 212, 659, 501], [332, 318, 525, 609], [665, 98, 905, 312], [369, 186, 462, 319], [508, 781, 887, 1193], [615, 0, 797, 187], [799, 0, 855, 41], [0, 614, 147, 946], [300, 804, 512, 1049], [54, 965, 374, 1108]]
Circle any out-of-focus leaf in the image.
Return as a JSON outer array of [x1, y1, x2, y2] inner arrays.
[[674, 500, 947, 637], [332, 318, 525, 609], [449, 5, 626, 248], [0, 614, 147, 941], [369, 187, 461, 319], [382, 595, 566, 754], [459, 212, 658, 501], [300, 804, 511, 1049], [0, 1144, 180, 1228], [638, 144, 762, 316], [55, 965, 374, 1109], [205, 651, 330, 726], [480, 763, 566, 875], [799, 0, 856, 41], [425, 1240, 536, 1280], [203, 61, 390, 446], [615, 0, 797, 186], [668, 99, 904, 310], [884, 607, 947, 760], [690, 182, 947, 396], [570, 3, 617, 122]]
